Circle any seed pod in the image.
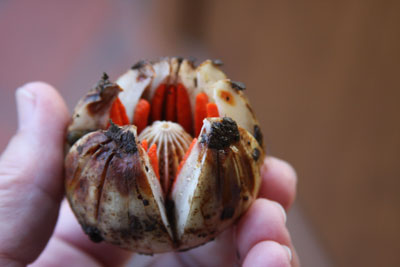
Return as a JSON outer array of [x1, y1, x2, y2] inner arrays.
[[65, 57, 264, 253]]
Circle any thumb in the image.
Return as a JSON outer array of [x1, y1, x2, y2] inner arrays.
[[0, 82, 69, 266]]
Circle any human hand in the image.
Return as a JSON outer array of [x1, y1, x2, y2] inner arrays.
[[0, 82, 299, 267]]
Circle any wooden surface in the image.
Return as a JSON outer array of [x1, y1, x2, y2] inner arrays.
[[0, 1, 399, 266]]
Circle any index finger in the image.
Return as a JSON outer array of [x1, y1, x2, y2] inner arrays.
[[258, 157, 297, 210]]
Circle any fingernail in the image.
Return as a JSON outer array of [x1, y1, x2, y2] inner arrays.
[[273, 201, 287, 223], [16, 86, 36, 130], [282, 245, 292, 262]]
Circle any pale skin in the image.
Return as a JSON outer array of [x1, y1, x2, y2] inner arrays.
[[0, 82, 299, 267]]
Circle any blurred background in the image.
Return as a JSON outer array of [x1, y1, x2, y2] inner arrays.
[[1, 1, 399, 266]]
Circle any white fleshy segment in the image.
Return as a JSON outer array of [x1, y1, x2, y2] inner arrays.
[[138, 145, 173, 239], [168, 58, 181, 83], [178, 60, 199, 112], [178, 60, 196, 88], [69, 106, 105, 131], [196, 60, 226, 98], [146, 60, 171, 101], [116, 66, 154, 123], [171, 141, 204, 239], [68, 86, 120, 132], [212, 79, 257, 134]]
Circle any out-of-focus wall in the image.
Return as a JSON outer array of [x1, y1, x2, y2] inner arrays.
[[194, 1, 400, 266], [0, 1, 399, 266]]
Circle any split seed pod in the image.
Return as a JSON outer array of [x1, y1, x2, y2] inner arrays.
[[65, 57, 265, 253]]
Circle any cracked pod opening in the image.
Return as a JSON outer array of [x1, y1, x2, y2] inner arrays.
[[65, 57, 264, 253]]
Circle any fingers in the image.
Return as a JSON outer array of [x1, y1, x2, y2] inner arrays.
[[237, 199, 290, 257], [259, 157, 297, 210], [0, 82, 69, 265], [1, 82, 69, 198], [236, 198, 299, 266], [243, 241, 291, 267], [37, 201, 132, 267], [30, 237, 103, 267]]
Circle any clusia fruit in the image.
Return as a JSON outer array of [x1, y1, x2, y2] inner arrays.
[[65, 57, 264, 253]]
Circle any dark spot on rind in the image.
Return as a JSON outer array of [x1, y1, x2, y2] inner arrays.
[[220, 206, 235, 220], [131, 60, 146, 70], [143, 199, 149, 206], [143, 218, 157, 232], [243, 195, 249, 201], [253, 125, 263, 147], [203, 117, 240, 150], [102, 72, 109, 81], [212, 59, 224, 66], [145, 166, 149, 172], [105, 122, 137, 154], [82, 225, 103, 243], [194, 77, 198, 87], [231, 81, 246, 91], [252, 148, 260, 161], [75, 179, 88, 203], [77, 145, 83, 154], [130, 215, 143, 233], [98, 72, 112, 91]]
